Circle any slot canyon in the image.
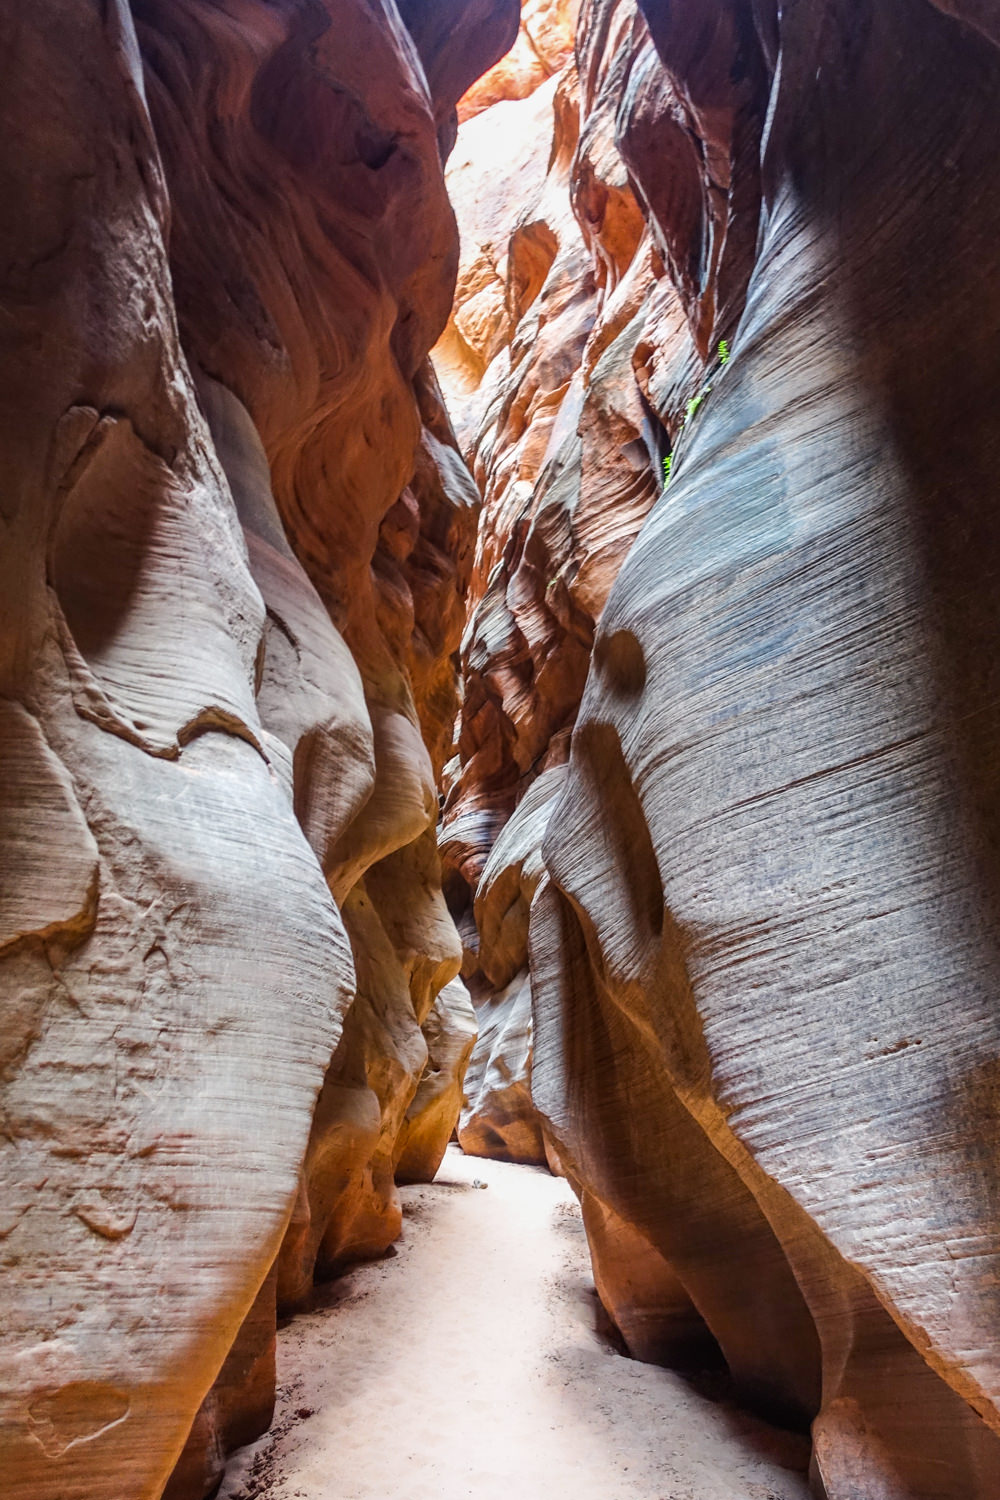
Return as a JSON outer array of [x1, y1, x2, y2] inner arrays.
[[3, 1, 1000, 1497]]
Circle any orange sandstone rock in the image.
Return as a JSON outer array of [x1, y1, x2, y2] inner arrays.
[[437, 0, 661, 1192]]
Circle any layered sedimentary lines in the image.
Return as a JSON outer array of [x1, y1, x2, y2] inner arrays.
[[441, 1, 1000, 1497], [4, 1, 1000, 1499]]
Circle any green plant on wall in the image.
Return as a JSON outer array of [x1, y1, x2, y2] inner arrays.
[[660, 340, 732, 491]]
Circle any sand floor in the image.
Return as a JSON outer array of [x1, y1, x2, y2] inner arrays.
[[218, 1146, 812, 1500]]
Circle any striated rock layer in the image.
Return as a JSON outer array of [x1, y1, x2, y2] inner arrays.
[[437, 0, 664, 1159], [8, 0, 1000, 1496], [0, 3, 517, 1497], [444, 0, 1000, 1495]]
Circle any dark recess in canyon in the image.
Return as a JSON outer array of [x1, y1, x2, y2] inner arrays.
[[2, 2, 1000, 1498]]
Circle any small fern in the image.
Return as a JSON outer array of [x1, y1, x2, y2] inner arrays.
[[661, 360, 723, 490], [686, 390, 707, 422]]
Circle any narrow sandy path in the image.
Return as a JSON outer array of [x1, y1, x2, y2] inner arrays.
[[219, 1147, 811, 1500]]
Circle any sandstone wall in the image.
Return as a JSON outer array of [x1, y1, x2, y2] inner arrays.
[[540, 2, 1000, 1496], [8, 1, 1000, 1495], [436, 0, 667, 1160], [444, 0, 1000, 1494], [0, 4, 516, 1497]]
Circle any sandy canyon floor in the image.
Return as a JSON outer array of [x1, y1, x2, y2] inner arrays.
[[218, 1147, 811, 1500]]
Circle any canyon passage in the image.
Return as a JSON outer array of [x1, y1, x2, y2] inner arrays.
[[218, 1147, 810, 1500], [3, 2, 1000, 1499]]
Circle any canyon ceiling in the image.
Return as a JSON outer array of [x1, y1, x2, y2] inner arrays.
[[2, 2, 1000, 1499]]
